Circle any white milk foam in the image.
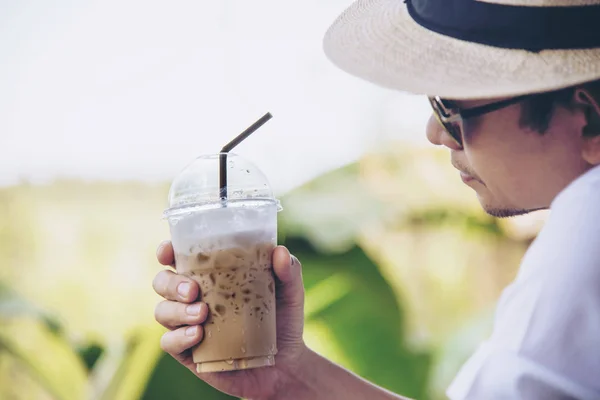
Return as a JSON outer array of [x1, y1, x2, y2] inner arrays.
[[169, 203, 278, 256]]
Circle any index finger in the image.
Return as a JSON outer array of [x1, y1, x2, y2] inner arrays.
[[157, 241, 175, 266]]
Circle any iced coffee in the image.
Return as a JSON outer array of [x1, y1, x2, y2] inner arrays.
[[175, 230, 277, 372], [164, 152, 281, 373]]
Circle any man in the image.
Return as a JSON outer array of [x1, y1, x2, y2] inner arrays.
[[152, 0, 600, 398]]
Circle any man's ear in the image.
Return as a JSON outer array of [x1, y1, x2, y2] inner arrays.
[[574, 87, 600, 165]]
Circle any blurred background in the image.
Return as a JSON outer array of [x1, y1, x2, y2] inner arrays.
[[0, 1, 548, 399]]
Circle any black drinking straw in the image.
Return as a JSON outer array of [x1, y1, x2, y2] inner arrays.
[[219, 112, 273, 204]]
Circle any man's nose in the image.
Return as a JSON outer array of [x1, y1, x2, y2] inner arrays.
[[426, 115, 462, 150]]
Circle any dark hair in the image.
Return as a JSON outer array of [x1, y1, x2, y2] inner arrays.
[[520, 79, 600, 134]]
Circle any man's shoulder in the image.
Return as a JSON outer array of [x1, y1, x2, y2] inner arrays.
[[523, 191, 600, 293], [551, 165, 600, 212], [514, 166, 600, 307], [533, 165, 600, 269]]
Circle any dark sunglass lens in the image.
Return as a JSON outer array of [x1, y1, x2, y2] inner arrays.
[[429, 98, 463, 146], [445, 121, 462, 146]]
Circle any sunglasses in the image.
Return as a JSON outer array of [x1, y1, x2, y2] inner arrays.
[[428, 95, 531, 147]]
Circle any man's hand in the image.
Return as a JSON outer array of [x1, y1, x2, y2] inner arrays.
[[153, 241, 307, 399]]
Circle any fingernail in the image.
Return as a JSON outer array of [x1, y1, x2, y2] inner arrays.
[[185, 326, 198, 337], [177, 282, 190, 297], [186, 303, 202, 316], [290, 255, 295, 266]]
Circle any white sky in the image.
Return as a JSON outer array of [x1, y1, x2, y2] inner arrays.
[[0, 0, 432, 194]]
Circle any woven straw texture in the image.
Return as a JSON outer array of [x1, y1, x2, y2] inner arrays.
[[323, 0, 600, 99]]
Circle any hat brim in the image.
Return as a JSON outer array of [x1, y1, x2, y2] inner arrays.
[[323, 0, 600, 99]]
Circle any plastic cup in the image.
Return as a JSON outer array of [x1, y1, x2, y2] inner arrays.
[[163, 153, 281, 373]]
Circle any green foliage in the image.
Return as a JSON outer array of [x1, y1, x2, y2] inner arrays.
[[288, 237, 430, 399], [0, 285, 89, 400], [97, 325, 234, 400], [95, 234, 427, 400], [0, 233, 428, 399], [98, 326, 165, 400], [77, 343, 104, 372], [142, 353, 235, 400]]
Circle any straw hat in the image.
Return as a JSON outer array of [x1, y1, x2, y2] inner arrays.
[[323, 0, 600, 99]]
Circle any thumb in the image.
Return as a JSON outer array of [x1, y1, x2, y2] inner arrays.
[[272, 246, 304, 307]]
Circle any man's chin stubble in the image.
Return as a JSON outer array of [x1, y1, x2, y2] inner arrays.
[[483, 207, 546, 218]]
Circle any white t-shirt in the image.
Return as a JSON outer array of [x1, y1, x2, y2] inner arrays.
[[447, 165, 600, 400]]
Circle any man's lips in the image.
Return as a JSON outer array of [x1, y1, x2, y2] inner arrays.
[[460, 171, 475, 183], [452, 161, 481, 184]]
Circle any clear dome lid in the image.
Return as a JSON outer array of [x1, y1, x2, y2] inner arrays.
[[163, 153, 280, 218]]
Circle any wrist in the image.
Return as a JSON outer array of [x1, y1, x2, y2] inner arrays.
[[270, 344, 317, 400]]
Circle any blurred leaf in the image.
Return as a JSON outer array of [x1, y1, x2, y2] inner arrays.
[[0, 281, 86, 400], [98, 326, 165, 400], [428, 307, 494, 398], [280, 163, 384, 253], [279, 149, 499, 255], [285, 237, 431, 400], [142, 352, 236, 400], [77, 342, 104, 372], [304, 273, 353, 319], [0, 281, 63, 335], [99, 324, 235, 400], [0, 318, 89, 400]]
